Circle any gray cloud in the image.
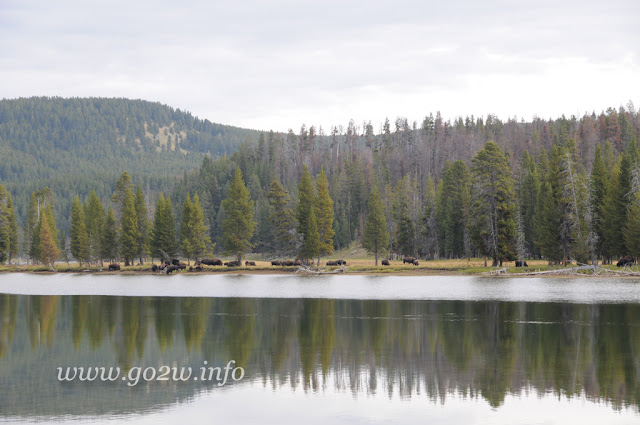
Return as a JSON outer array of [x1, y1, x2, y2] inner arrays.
[[0, 0, 638, 131]]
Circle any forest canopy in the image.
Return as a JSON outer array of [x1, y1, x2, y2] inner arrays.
[[1, 97, 639, 266]]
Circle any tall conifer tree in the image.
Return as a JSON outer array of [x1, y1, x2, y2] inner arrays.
[[297, 166, 319, 262], [267, 179, 297, 256], [38, 211, 59, 271], [315, 167, 335, 265], [119, 187, 140, 266], [362, 185, 389, 265], [101, 207, 118, 262], [70, 196, 89, 266], [135, 185, 149, 264], [470, 141, 516, 266], [221, 167, 255, 264]]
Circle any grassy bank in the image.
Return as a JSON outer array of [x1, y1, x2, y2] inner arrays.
[[0, 257, 634, 276]]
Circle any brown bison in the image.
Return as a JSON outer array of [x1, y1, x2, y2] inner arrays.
[[224, 261, 240, 267], [108, 263, 121, 271], [271, 260, 282, 266], [326, 261, 338, 266], [335, 259, 347, 265], [382, 259, 390, 266], [515, 260, 529, 267], [165, 265, 179, 274], [403, 257, 416, 264], [245, 261, 256, 266], [617, 256, 635, 267], [200, 258, 223, 266]]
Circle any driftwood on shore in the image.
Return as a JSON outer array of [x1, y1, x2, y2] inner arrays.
[[486, 263, 640, 277], [295, 265, 348, 275]]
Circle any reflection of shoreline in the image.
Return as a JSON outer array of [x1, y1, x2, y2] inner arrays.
[[0, 295, 639, 417]]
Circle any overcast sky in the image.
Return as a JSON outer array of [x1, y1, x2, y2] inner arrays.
[[1, 0, 638, 132]]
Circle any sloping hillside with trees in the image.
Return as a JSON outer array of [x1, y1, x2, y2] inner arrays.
[[0, 97, 260, 226]]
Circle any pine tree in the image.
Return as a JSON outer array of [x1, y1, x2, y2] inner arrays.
[[59, 229, 70, 267], [85, 191, 104, 266], [189, 194, 212, 261], [221, 167, 256, 264], [161, 197, 178, 259], [392, 175, 414, 257], [267, 179, 297, 256], [70, 196, 89, 266], [297, 166, 319, 262], [624, 193, 640, 260], [590, 144, 607, 260], [151, 195, 166, 261], [120, 187, 140, 266], [517, 150, 539, 257], [5, 192, 19, 264], [438, 160, 470, 258], [38, 211, 60, 271], [26, 188, 55, 263], [0, 185, 10, 264], [601, 161, 621, 263], [101, 207, 118, 262], [470, 141, 516, 266], [180, 194, 195, 263], [112, 171, 133, 219], [614, 151, 632, 257], [362, 185, 389, 265], [420, 176, 438, 260], [134, 185, 149, 264], [315, 167, 335, 265]]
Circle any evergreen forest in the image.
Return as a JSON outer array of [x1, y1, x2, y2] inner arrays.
[[1, 97, 640, 267]]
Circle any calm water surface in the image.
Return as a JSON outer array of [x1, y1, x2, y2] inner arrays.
[[0, 273, 639, 424]]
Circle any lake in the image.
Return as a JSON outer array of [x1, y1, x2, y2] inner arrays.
[[0, 273, 639, 424]]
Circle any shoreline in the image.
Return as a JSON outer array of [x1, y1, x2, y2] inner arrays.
[[1, 265, 639, 278]]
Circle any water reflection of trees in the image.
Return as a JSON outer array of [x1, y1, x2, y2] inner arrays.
[[1, 295, 640, 411]]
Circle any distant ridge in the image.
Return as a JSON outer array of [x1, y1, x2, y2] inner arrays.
[[0, 96, 260, 222]]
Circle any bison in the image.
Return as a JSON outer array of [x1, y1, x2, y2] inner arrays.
[[515, 260, 529, 267], [617, 256, 635, 267], [271, 260, 282, 266], [165, 265, 179, 274], [151, 264, 158, 272], [326, 261, 338, 266], [245, 261, 256, 266], [224, 261, 240, 267], [403, 257, 419, 265], [335, 259, 347, 265], [200, 258, 223, 266], [108, 263, 121, 271], [381, 259, 390, 266]]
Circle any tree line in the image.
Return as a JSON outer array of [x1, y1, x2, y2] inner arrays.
[[1, 103, 640, 267]]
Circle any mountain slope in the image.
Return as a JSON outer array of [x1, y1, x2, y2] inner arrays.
[[0, 97, 260, 223]]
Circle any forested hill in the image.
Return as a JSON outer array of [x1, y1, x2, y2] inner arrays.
[[0, 97, 259, 222]]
